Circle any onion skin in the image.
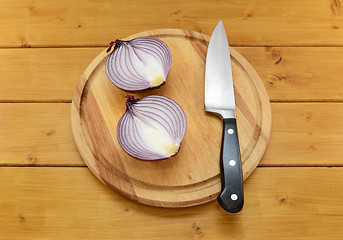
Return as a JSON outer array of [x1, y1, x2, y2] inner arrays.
[[105, 37, 172, 92], [117, 95, 187, 161]]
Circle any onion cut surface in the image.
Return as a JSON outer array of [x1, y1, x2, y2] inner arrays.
[[117, 95, 187, 161], [105, 37, 172, 91]]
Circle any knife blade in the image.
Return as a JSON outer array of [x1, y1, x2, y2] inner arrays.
[[205, 20, 244, 213]]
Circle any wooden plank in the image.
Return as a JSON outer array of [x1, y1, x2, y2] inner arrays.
[[0, 103, 342, 167], [0, 48, 101, 101], [0, 167, 342, 239], [0, 0, 343, 47], [262, 103, 343, 166], [1, 47, 343, 101], [238, 47, 343, 101], [0, 103, 83, 166]]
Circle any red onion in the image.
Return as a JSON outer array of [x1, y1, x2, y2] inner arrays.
[[105, 37, 172, 91], [117, 95, 187, 161]]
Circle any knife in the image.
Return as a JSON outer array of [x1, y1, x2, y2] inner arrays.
[[205, 20, 244, 213]]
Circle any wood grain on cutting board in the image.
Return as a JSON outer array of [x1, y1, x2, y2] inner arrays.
[[71, 29, 271, 207]]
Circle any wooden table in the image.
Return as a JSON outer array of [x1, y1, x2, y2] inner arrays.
[[1, 0, 343, 239]]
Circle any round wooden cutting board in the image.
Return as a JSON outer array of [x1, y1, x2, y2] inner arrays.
[[71, 29, 271, 208]]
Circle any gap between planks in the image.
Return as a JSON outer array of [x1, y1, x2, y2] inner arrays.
[[0, 165, 86, 168], [2, 100, 343, 103], [3, 45, 343, 49], [0, 100, 72, 103], [1, 165, 343, 168]]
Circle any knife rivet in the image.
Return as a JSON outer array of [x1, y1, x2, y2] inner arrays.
[[231, 194, 238, 201], [227, 129, 234, 135], [229, 160, 236, 166]]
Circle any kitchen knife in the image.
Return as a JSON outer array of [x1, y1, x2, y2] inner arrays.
[[205, 20, 244, 213]]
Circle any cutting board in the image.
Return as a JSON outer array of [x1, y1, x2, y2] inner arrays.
[[71, 29, 271, 208]]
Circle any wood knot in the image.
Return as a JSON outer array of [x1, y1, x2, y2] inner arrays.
[[18, 214, 25, 223], [192, 222, 204, 236], [46, 130, 55, 136], [271, 48, 282, 64], [267, 47, 283, 64], [28, 6, 35, 13], [27, 153, 38, 163], [188, 173, 193, 180], [305, 112, 312, 121], [19, 35, 31, 48], [270, 74, 287, 85], [309, 145, 317, 150], [171, 10, 181, 15], [243, 12, 253, 19], [331, 0, 341, 15]]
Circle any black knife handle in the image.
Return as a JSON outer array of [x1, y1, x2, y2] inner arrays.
[[217, 118, 244, 213]]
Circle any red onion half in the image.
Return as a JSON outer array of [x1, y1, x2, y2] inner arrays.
[[105, 37, 172, 91], [117, 95, 187, 161]]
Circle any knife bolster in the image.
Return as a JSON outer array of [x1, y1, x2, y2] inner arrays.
[[205, 108, 236, 119]]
